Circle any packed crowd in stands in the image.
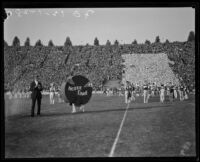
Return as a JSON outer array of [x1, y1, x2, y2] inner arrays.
[[4, 40, 195, 94], [4, 35, 195, 106]]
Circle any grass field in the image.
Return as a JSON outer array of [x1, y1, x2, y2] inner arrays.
[[4, 93, 196, 158]]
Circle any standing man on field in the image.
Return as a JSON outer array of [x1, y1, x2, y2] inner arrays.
[[29, 75, 43, 117]]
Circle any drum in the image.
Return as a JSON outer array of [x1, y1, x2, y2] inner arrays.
[[60, 75, 93, 106], [60, 82, 69, 103]]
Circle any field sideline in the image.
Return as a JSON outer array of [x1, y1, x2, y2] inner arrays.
[[4, 94, 196, 158]]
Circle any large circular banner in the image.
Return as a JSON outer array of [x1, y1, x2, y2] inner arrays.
[[61, 75, 93, 106], [61, 82, 69, 103]]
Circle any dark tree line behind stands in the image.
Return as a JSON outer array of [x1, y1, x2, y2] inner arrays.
[[4, 31, 195, 91]]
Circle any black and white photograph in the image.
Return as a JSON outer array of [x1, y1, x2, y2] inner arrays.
[[2, 3, 198, 159]]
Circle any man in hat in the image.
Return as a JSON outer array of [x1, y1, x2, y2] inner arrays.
[[29, 75, 43, 117]]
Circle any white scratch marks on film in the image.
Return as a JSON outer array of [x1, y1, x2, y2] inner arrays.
[[73, 10, 81, 18], [180, 141, 192, 156]]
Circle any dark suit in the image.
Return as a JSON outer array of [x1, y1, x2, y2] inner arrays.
[[30, 81, 43, 116]]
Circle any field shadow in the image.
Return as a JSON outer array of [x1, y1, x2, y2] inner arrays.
[[5, 94, 195, 120], [7, 104, 172, 119]]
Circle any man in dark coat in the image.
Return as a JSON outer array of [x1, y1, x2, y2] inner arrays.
[[29, 75, 43, 117]]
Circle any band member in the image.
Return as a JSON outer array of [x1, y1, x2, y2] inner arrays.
[[160, 84, 165, 103], [103, 88, 107, 95], [67, 68, 86, 113], [147, 83, 151, 101], [7, 90, 12, 99], [131, 84, 135, 101], [124, 87, 128, 104], [173, 86, 178, 99], [49, 83, 56, 104], [107, 88, 111, 96], [166, 84, 170, 96], [124, 81, 130, 104], [150, 83, 154, 96], [13, 89, 18, 98], [118, 88, 123, 96], [66, 71, 77, 113], [179, 85, 184, 101], [154, 85, 159, 96], [169, 83, 174, 102], [79, 105, 85, 112], [135, 84, 140, 97], [184, 86, 189, 100], [143, 82, 149, 103], [29, 75, 43, 117], [57, 86, 64, 103], [127, 84, 132, 104], [18, 90, 22, 98]]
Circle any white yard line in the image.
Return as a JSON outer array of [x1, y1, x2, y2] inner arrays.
[[108, 102, 130, 157]]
